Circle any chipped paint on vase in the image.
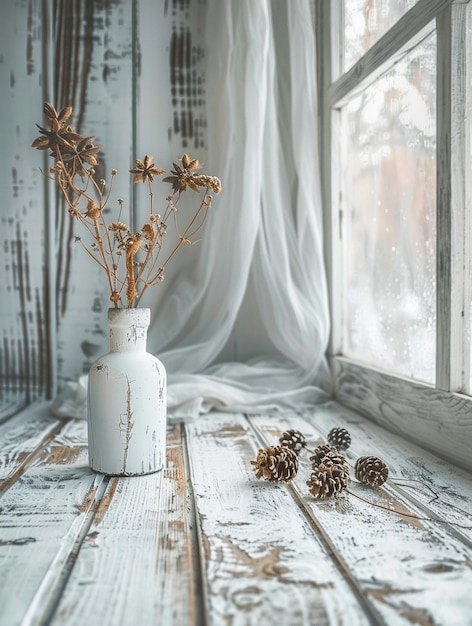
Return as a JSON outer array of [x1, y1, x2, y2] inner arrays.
[[87, 308, 166, 476]]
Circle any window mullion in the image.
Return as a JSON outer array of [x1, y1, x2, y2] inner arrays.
[[464, 2, 472, 393], [317, 0, 343, 357], [330, 0, 454, 108], [436, 2, 469, 392]]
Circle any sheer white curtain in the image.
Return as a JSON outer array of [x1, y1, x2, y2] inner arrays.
[[53, 0, 331, 420], [151, 0, 332, 418]]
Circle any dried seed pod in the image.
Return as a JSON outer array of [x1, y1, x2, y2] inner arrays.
[[327, 427, 352, 450], [310, 444, 348, 473], [278, 429, 307, 454], [306, 462, 349, 499], [355, 456, 389, 487], [251, 445, 299, 482]]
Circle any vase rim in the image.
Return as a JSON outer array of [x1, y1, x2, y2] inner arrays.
[[107, 307, 151, 325], [107, 307, 150, 312]]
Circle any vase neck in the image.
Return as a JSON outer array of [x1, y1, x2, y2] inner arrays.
[[107, 308, 150, 353]]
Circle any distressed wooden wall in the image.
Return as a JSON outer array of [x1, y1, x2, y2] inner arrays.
[[0, 0, 49, 416], [0, 0, 210, 415]]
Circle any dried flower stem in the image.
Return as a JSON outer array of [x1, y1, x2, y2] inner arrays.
[[134, 191, 212, 307], [346, 489, 472, 529], [32, 102, 221, 308]]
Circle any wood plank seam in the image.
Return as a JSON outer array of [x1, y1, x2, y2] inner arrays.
[[0, 421, 65, 497], [246, 409, 472, 624], [47, 424, 197, 626], [246, 414, 388, 626], [315, 429, 472, 549], [310, 407, 472, 517], [302, 406, 472, 545], [20, 475, 109, 626], [182, 423, 211, 626]]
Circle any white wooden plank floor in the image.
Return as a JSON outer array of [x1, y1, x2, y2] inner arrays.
[[0, 401, 471, 626]]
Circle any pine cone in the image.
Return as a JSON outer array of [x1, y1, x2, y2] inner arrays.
[[310, 444, 348, 473], [327, 427, 352, 450], [355, 456, 389, 487], [278, 429, 307, 454], [307, 463, 349, 499], [251, 445, 299, 482]]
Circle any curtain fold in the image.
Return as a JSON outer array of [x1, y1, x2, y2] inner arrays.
[[52, 0, 332, 421], [150, 0, 332, 418]]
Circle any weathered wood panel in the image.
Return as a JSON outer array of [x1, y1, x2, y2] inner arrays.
[[1, 402, 472, 625], [0, 392, 28, 424], [436, 2, 472, 391], [0, 401, 62, 491], [1, 0, 281, 402], [51, 0, 136, 387], [0, 417, 105, 626], [50, 0, 217, 385], [184, 412, 373, 626], [0, 0, 50, 408], [250, 409, 472, 626], [332, 357, 472, 472], [309, 400, 472, 543], [50, 424, 199, 626], [134, 0, 214, 318]]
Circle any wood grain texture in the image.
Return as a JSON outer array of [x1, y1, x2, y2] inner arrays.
[[50, 424, 199, 626], [0, 0, 216, 401], [184, 413, 372, 626], [307, 400, 472, 544], [0, 417, 104, 626], [0, 402, 62, 492], [436, 2, 471, 391], [332, 357, 472, 472], [1, 402, 471, 626], [49, 0, 214, 386], [52, 0, 136, 387], [0, 1, 50, 404], [249, 408, 472, 626]]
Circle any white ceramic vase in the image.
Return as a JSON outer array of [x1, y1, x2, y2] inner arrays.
[[87, 307, 167, 476]]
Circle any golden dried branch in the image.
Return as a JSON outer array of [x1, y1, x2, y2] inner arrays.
[[32, 102, 221, 308]]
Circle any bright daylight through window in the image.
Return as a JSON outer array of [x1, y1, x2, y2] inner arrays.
[[344, 0, 420, 71], [322, 0, 472, 397], [341, 31, 436, 383]]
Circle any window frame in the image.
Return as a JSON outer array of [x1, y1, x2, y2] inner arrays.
[[315, 0, 472, 471]]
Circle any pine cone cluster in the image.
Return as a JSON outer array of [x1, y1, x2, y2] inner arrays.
[[307, 444, 349, 499], [354, 456, 389, 487], [307, 464, 349, 499], [309, 444, 348, 472], [278, 429, 307, 454], [249, 424, 391, 498], [327, 427, 352, 450], [251, 445, 299, 482]]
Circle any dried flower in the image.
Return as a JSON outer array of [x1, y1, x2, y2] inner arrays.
[[85, 200, 101, 220], [32, 103, 81, 152], [129, 155, 165, 183], [191, 175, 222, 194], [141, 223, 155, 242], [32, 102, 222, 308], [109, 222, 129, 232], [162, 153, 204, 194]]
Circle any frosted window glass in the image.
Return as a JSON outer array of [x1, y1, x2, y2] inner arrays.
[[341, 32, 436, 383], [344, 0, 419, 71]]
